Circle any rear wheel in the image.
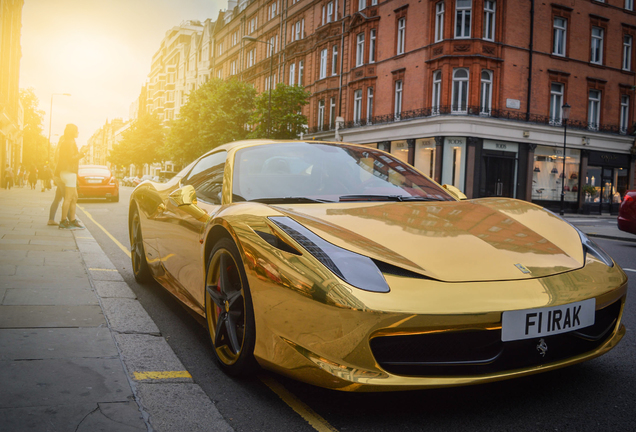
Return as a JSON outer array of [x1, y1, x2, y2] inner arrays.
[[205, 238, 257, 376], [130, 208, 152, 283]]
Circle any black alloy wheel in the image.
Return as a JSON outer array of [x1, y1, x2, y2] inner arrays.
[[130, 208, 152, 283], [205, 238, 257, 376]]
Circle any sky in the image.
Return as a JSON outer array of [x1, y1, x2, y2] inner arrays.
[[20, 0, 223, 148]]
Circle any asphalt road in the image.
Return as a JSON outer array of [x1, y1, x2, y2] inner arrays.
[[77, 189, 636, 432]]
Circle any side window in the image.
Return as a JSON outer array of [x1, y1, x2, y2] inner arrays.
[[182, 151, 227, 204]]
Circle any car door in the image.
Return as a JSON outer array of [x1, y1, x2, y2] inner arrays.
[[156, 151, 227, 310]]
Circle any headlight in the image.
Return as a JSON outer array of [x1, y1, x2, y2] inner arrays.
[[544, 209, 614, 268], [575, 227, 614, 267], [269, 216, 390, 293]]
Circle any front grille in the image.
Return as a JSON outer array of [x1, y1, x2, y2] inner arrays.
[[370, 299, 622, 376]]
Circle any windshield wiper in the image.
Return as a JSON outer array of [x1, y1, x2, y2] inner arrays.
[[249, 197, 333, 204], [339, 195, 440, 202]]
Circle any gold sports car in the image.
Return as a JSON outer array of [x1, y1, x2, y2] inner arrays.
[[128, 140, 627, 392]]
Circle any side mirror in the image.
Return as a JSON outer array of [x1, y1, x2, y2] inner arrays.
[[169, 185, 209, 221], [442, 184, 468, 200]]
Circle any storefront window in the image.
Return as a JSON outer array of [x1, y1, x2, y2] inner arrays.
[[442, 137, 466, 191], [414, 138, 436, 178], [531, 145, 580, 202], [390, 140, 409, 163]]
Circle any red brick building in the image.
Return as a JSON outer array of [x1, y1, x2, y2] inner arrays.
[[212, 0, 636, 213]]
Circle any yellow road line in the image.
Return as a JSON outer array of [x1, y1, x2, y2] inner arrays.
[[77, 205, 131, 258], [258, 375, 339, 432], [89, 268, 118, 272], [133, 371, 192, 380]]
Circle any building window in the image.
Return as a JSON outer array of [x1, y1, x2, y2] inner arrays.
[[588, 90, 601, 131], [397, 18, 406, 55], [455, 0, 472, 39], [294, 21, 302, 41], [483, 1, 495, 41], [231, 60, 237, 75], [332, 45, 338, 75], [591, 27, 604, 65], [249, 16, 258, 33], [353, 90, 363, 124], [232, 31, 239, 46], [435, 2, 444, 42], [218, 41, 224, 56], [369, 29, 376, 63], [553, 17, 566, 56], [480, 70, 492, 115], [329, 97, 336, 128], [452, 68, 469, 113], [432, 70, 442, 115], [327, 1, 334, 23], [299, 60, 304, 85], [550, 83, 564, 125], [359, 0, 366, 11], [627, 0, 634, 11], [367, 87, 374, 122], [247, 49, 255, 68], [620, 95, 630, 134], [267, 36, 277, 57], [318, 99, 325, 130], [268, 1, 278, 20], [356, 33, 365, 66], [320, 49, 328, 79], [624, 35, 633, 71], [289, 63, 295, 85], [394, 80, 403, 119]]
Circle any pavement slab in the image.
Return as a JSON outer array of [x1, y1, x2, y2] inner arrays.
[[2, 286, 98, 305], [0, 358, 133, 408], [0, 305, 106, 328], [101, 298, 161, 335], [0, 328, 118, 360], [114, 333, 192, 383], [0, 401, 146, 432], [94, 280, 137, 299], [13, 264, 87, 279], [89, 267, 125, 281], [0, 279, 92, 291], [82, 252, 119, 270], [136, 383, 234, 432]]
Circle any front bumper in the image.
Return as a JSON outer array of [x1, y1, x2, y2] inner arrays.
[[247, 256, 628, 392]]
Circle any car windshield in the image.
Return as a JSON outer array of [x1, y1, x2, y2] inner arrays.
[[232, 142, 454, 203], [79, 168, 110, 177]]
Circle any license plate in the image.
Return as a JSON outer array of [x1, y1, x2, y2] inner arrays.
[[87, 179, 102, 184], [501, 299, 595, 342]]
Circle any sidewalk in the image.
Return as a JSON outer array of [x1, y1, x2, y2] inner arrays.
[[0, 187, 233, 432]]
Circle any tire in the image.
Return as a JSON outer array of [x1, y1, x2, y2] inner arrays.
[[130, 208, 152, 283], [205, 238, 257, 376]]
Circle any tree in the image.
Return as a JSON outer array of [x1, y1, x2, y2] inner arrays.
[[19, 88, 49, 167], [165, 78, 256, 164], [250, 83, 310, 140], [108, 114, 164, 173]]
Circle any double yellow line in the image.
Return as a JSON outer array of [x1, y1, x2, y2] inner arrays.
[[76, 204, 339, 432]]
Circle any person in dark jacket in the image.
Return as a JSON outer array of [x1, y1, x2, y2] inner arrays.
[[55, 124, 86, 230]]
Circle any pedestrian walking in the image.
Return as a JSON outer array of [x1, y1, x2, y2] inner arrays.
[[16, 165, 24, 187], [48, 147, 69, 226], [3, 164, 14, 189], [55, 124, 86, 230], [28, 165, 37, 189], [42, 163, 53, 191]]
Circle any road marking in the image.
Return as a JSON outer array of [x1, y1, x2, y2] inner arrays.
[[133, 371, 192, 380], [259, 375, 339, 432], [77, 205, 131, 258], [89, 268, 118, 272], [624, 268, 636, 273]]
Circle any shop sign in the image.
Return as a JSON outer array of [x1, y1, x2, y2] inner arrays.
[[588, 150, 630, 167], [446, 137, 466, 146], [483, 140, 519, 153]]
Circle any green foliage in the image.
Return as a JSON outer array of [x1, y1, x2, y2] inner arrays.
[[165, 78, 256, 164], [108, 114, 164, 171], [249, 83, 311, 139], [19, 88, 49, 167]]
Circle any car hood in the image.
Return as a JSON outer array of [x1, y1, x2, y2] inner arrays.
[[271, 198, 585, 282]]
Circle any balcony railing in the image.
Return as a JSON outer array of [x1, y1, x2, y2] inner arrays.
[[306, 105, 634, 136]]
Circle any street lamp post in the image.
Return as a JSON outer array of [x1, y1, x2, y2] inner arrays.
[[47, 93, 71, 161], [242, 36, 273, 138], [560, 103, 571, 216]]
